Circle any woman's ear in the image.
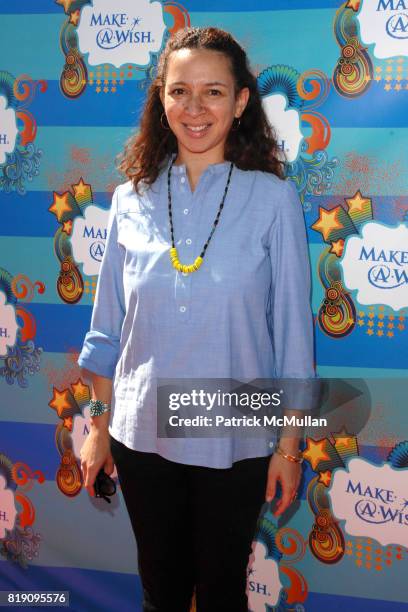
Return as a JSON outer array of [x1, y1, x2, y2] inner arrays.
[[236, 87, 250, 118]]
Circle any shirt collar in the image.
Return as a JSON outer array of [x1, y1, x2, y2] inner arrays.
[[164, 154, 232, 176]]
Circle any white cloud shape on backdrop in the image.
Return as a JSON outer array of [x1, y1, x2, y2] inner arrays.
[[357, 0, 408, 59], [246, 541, 282, 610], [70, 205, 110, 277], [0, 291, 19, 357], [329, 457, 408, 547], [77, 0, 167, 67], [0, 475, 17, 538], [0, 95, 18, 165], [262, 94, 303, 163], [340, 222, 408, 311]]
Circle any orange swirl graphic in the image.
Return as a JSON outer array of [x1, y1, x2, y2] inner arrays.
[[280, 566, 309, 604], [14, 492, 36, 528], [57, 258, 84, 304], [56, 450, 82, 497]]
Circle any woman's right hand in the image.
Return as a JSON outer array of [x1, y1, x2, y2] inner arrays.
[[80, 428, 114, 497]]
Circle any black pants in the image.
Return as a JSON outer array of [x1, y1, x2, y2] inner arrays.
[[110, 435, 270, 612]]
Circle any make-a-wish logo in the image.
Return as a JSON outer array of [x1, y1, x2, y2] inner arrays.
[[0, 291, 19, 357], [0, 95, 18, 166], [0, 475, 17, 539], [340, 222, 408, 311], [262, 94, 303, 164], [358, 0, 408, 58], [329, 458, 408, 546], [77, 0, 166, 68], [70, 205, 109, 276], [246, 541, 282, 610]]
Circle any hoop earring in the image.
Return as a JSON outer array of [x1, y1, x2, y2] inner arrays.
[[231, 117, 241, 131], [161, 113, 170, 130]]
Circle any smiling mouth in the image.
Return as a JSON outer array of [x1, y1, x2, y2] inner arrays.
[[183, 123, 212, 135]]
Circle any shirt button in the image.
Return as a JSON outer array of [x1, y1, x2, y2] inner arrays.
[[179, 305, 186, 313], [180, 177, 186, 184], [183, 208, 189, 215], [186, 238, 192, 245]]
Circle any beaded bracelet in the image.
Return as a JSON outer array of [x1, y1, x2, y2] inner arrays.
[[89, 399, 111, 417], [275, 446, 303, 464]]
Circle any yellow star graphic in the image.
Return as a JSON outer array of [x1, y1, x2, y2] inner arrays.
[[318, 470, 332, 487], [49, 388, 72, 417], [367, 329, 374, 336], [329, 239, 345, 257], [56, 0, 75, 13], [303, 438, 330, 471], [312, 207, 344, 242], [346, 190, 371, 214], [62, 220, 72, 235], [334, 431, 353, 447], [69, 9, 80, 25], [49, 192, 72, 222], [71, 378, 89, 398], [63, 416, 73, 431], [346, 0, 360, 10], [73, 177, 91, 199]]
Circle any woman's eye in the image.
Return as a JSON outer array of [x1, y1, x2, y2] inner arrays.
[[172, 88, 185, 95], [209, 89, 221, 96]]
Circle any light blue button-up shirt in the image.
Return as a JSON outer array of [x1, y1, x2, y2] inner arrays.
[[78, 157, 315, 468]]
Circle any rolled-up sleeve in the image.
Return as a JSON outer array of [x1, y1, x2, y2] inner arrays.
[[77, 187, 126, 378], [268, 179, 315, 380]]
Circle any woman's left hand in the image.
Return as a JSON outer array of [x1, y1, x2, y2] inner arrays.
[[265, 452, 302, 517]]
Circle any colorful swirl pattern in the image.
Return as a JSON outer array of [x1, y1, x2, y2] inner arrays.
[[307, 478, 345, 564], [59, 17, 88, 98], [0, 71, 45, 194], [286, 144, 338, 211], [0, 454, 43, 568], [57, 257, 84, 304], [0, 268, 43, 387], [333, 4, 373, 97], [317, 250, 356, 337], [56, 450, 82, 497]]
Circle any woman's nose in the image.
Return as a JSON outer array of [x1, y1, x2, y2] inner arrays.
[[185, 94, 204, 115]]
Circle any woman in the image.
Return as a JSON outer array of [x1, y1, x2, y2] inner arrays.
[[78, 26, 314, 612]]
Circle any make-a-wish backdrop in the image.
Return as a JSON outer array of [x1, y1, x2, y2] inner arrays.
[[1, 0, 408, 610]]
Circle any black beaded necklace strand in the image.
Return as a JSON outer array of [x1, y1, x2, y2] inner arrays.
[[167, 158, 234, 274]]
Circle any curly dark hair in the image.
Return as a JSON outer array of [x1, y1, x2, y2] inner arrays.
[[118, 26, 284, 192]]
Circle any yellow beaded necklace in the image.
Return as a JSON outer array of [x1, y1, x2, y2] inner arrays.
[[167, 158, 234, 274]]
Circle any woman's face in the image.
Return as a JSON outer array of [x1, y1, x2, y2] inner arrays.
[[161, 48, 249, 163]]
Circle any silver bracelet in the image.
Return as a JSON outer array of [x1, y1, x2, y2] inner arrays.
[[89, 399, 111, 417]]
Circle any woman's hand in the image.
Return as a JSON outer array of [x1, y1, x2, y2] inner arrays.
[[80, 428, 114, 497], [265, 452, 302, 517]]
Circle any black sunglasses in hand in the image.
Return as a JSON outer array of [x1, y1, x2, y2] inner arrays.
[[94, 468, 116, 503]]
